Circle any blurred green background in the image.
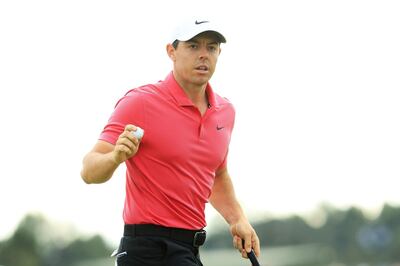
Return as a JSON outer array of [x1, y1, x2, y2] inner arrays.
[[1, 203, 399, 266]]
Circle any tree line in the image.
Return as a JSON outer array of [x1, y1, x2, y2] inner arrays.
[[0, 214, 112, 266], [205, 203, 400, 265], [1, 203, 399, 266]]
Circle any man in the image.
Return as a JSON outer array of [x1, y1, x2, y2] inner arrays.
[[81, 18, 260, 266]]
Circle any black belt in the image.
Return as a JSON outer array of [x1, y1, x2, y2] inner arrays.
[[124, 224, 206, 248]]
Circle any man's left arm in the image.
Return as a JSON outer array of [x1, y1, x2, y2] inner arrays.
[[209, 167, 261, 258]]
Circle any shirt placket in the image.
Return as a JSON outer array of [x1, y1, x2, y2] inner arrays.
[[198, 107, 214, 139]]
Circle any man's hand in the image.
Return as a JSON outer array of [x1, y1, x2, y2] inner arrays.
[[230, 219, 260, 259], [112, 124, 142, 165]]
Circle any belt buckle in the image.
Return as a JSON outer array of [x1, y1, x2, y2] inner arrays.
[[193, 230, 206, 247]]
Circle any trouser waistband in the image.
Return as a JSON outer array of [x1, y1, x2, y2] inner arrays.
[[124, 224, 206, 248]]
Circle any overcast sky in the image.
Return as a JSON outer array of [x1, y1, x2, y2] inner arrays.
[[1, 0, 399, 245]]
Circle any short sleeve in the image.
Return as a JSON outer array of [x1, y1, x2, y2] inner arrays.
[[99, 90, 145, 145]]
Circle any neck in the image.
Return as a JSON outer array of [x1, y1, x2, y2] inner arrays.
[[173, 73, 209, 109], [183, 85, 207, 105], [184, 85, 209, 116], [175, 79, 209, 116]]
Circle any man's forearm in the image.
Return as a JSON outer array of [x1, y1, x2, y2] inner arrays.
[[81, 152, 119, 184], [212, 196, 246, 226], [209, 169, 246, 225], [210, 169, 260, 257]]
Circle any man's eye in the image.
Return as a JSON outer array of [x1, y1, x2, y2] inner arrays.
[[189, 44, 198, 49]]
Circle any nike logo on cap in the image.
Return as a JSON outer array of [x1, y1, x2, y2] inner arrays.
[[195, 20, 209, 25]]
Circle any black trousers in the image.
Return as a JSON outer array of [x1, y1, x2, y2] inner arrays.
[[114, 235, 203, 266]]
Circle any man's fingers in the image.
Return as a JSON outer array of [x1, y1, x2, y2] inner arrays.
[[120, 125, 141, 145], [124, 124, 137, 132], [244, 235, 252, 253], [232, 223, 261, 260], [253, 234, 261, 257], [116, 144, 131, 155], [234, 236, 249, 258], [233, 235, 241, 250], [241, 249, 248, 258], [124, 124, 142, 142], [112, 125, 143, 164], [117, 134, 137, 149], [237, 236, 243, 251]]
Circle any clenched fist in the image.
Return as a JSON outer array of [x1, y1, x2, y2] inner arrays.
[[112, 124, 143, 165]]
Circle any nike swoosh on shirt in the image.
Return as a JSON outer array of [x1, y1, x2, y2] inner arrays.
[[216, 125, 224, 130]]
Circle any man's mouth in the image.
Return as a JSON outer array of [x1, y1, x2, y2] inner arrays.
[[195, 65, 209, 71]]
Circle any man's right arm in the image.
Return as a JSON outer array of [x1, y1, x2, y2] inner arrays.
[[80, 140, 119, 184], [80, 125, 141, 184]]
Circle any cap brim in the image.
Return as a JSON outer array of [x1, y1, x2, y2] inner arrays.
[[178, 30, 226, 43]]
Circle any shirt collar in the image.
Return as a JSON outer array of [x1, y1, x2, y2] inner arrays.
[[163, 72, 218, 108]]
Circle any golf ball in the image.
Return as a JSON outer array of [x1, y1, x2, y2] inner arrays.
[[132, 127, 144, 140]]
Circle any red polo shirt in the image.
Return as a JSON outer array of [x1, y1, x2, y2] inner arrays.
[[99, 72, 235, 230]]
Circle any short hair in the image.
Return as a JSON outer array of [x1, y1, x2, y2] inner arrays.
[[172, 40, 179, 49]]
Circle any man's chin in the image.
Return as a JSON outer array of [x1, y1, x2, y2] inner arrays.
[[193, 75, 212, 85]]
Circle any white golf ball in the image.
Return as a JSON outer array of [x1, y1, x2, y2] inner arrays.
[[132, 127, 144, 140]]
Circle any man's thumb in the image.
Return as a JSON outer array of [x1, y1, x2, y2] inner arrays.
[[242, 237, 252, 253]]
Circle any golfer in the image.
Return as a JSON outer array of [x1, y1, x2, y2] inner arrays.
[[81, 18, 260, 266]]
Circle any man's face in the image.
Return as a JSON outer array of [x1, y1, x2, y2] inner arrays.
[[168, 32, 221, 88]]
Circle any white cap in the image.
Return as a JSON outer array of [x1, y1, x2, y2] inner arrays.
[[170, 18, 226, 44]]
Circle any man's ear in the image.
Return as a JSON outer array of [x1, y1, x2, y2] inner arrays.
[[166, 44, 176, 61]]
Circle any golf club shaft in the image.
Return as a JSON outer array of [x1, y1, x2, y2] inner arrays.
[[247, 249, 260, 266], [242, 239, 260, 266]]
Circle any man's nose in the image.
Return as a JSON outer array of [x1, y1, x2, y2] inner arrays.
[[198, 46, 209, 59]]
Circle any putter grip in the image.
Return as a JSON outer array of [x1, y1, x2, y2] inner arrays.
[[248, 250, 260, 266]]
